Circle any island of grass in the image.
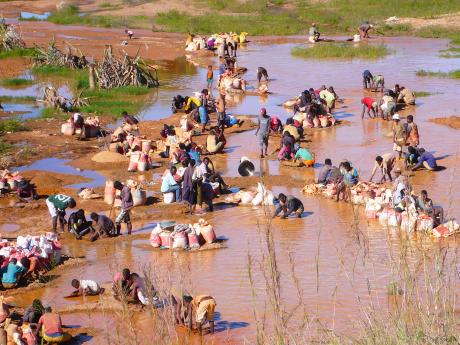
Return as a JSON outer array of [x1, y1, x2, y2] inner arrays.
[[0, 78, 34, 87], [291, 43, 390, 60], [30, 65, 155, 120], [416, 69, 460, 79]]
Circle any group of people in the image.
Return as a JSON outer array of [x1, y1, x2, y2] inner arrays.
[[1, 297, 73, 345], [361, 71, 416, 121], [46, 179, 134, 238], [161, 156, 228, 214]]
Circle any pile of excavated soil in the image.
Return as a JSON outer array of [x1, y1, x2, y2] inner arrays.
[[91, 151, 129, 163], [430, 116, 460, 130]]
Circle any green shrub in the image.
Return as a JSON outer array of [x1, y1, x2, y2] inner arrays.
[[292, 43, 390, 60], [0, 119, 27, 133]]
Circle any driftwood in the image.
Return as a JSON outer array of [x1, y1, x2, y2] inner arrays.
[[95, 46, 159, 89], [33, 40, 87, 69], [39, 86, 89, 111], [0, 17, 25, 51]]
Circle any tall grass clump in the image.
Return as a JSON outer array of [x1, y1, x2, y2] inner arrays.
[[0, 78, 33, 87], [0, 47, 34, 60], [0, 119, 27, 133], [416, 69, 460, 79], [292, 43, 390, 60], [47, 5, 126, 28]]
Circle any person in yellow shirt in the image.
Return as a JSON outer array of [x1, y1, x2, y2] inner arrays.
[[182, 295, 216, 335]]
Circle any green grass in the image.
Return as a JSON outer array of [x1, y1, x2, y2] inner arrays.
[[156, 10, 305, 35], [46, 4, 147, 28], [0, 96, 36, 103], [79, 86, 152, 117], [413, 91, 432, 97], [0, 119, 27, 133], [414, 26, 460, 44], [416, 69, 460, 79], [39, 107, 67, 119], [0, 78, 34, 87], [0, 140, 12, 155], [291, 43, 390, 60], [31, 65, 87, 80], [0, 48, 34, 60]]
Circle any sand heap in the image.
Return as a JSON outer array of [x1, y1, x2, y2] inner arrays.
[[91, 151, 129, 164]]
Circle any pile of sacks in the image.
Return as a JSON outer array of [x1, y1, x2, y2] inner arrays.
[[219, 75, 247, 93], [302, 182, 459, 236], [149, 219, 217, 250], [61, 114, 101, 138], [225, 182, 274, 206], [0, 169, 24, 192], [0, 232, 62, 265], [185, 36, 206, 51], [104, 179, 147, 207]]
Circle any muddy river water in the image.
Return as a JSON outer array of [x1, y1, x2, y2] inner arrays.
[[8, 37, 460, 343]]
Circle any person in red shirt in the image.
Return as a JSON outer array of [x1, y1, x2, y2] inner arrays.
[[36, 307, 71, 343], [361, 97, 377, 119]]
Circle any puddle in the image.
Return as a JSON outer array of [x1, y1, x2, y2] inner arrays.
[[2, 103, 43, 119], [0, 223, 20, 233], [16, 158, 105, 189], [20, 11, 51, 21]]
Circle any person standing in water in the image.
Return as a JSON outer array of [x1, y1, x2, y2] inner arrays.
[[206, 65, 213, 90], [113, 181, 133, 235], [255, 107, 271, 158]]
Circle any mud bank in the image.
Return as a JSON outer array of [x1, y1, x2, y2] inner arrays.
[[430, 115, 460, 129]]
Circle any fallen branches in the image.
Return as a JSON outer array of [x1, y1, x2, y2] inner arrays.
[[39, 86, 89, 111], [96, 46, 159, 89], [33, 40, 87, 69]]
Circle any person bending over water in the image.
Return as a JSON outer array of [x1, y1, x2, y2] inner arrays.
[[273, 193, 304, 219]]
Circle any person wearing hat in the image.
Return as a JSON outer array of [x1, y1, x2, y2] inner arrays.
[[392, 167, 408, 192], [392, 114, 406, 159], [255, 107, 271, 158], [309, 23, 320, 43]]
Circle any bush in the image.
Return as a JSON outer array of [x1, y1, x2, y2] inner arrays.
[[0, 119, 27, 133], [291, 43, 390, 60]]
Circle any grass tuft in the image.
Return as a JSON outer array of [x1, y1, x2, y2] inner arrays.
[[0, 78, 34, 87], [416, 69, 460, 79], [413, 91, 432, 97], [0, 119, 27, 133], [291, 43, 390, 60], [0, 48, 35, 60], [0, 140, 12, 155]]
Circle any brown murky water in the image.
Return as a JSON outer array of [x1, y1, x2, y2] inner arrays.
[[10, 37, 460, 343]]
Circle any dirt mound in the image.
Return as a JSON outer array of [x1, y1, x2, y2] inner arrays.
[[430, 116, 460, 129], [91, 151, 128, 163]]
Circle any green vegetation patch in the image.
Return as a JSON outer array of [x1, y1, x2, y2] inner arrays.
[[416, 69, 460, 79], [0, 140, 12, 155], [0, 48, 35, 60], [0, 78, 34, 87], [0, 96, 36, 103], [0, 119, 28, 133], [156, 10, 305, 35], [413, 91, 432, 98], [291, 43, 390, 60], [31, 65, 85, 78], [79, 86, 152, 118]]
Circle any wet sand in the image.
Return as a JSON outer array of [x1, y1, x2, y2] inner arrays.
[[0, 21, 460, 344]]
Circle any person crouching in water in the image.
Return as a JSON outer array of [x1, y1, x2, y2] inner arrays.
[[113, 181, 133, 235], [180, 295, 216, 335], [68, 209, 94, 240], [273, 193, 304, 219]]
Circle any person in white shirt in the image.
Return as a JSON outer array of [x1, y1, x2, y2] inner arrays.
[[71, 279, 101, 296]]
